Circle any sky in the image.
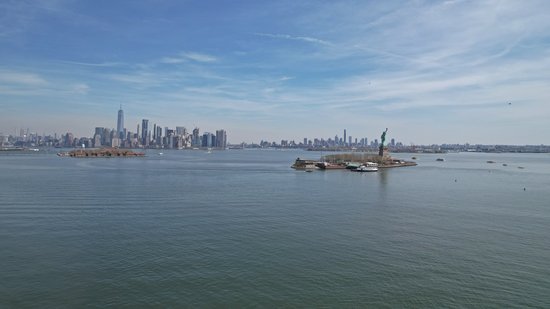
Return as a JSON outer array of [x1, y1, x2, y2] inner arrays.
[[1, 0, 549, 145]]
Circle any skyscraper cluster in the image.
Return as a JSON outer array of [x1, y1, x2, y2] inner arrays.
[[258, 129, 397, 149], [90, 106, 227, 149]]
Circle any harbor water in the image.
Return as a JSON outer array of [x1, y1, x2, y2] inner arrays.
[[1, 150, 549, 307]]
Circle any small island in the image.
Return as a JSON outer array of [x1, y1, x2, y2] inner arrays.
[[58, 148, 145, 158], [292, 153, 417, 170], [321, 153, 417, 168]]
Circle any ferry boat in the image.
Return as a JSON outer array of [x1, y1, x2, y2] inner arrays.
[[354, 162, 379, 172], [345, 162, 362, 170]]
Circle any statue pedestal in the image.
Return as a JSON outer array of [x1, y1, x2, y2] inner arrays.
[[378, 147, 389, 157]]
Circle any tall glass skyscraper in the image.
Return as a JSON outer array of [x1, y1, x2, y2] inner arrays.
[[192, 127, 200, 147], [141, 119, 149, 146], [344, 129, 347, 146], [117, 105, 124, 139], [215, 129, 227, 149]]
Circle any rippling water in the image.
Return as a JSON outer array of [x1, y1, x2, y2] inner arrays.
[[1, 150, 549, 307]]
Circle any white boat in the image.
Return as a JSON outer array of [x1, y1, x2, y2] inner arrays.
[[354, 162, 378, 172]]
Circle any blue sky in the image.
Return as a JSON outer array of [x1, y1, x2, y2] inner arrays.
[[1, 0, 549, 144]]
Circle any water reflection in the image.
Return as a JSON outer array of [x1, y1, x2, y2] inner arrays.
[[378, 169, 388, 186], [377, 169, 389, 203]]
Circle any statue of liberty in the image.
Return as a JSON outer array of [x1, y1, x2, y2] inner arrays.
[[379, 128, 388, 156]]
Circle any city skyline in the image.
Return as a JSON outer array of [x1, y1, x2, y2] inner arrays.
[[0, 104, 228, 150], [0, 105, 406, 149], [1, 106, 548, 153], [1, 1, 550, 144]]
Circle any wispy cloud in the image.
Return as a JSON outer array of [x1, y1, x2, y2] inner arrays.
[[109, 72, 163, 85], [0, 71, 48, 85], [72, 83, 90, 94], [254, 33, 331, 46], [181, 52, 218, 63], [160, 57, 185, 64], [159, 51, 218, 64], [57, 60, 124, 67]]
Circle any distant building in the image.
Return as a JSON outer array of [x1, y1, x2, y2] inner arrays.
[[165, 129, 175, 148], [344, 129, 347, 146], [64, 132, 74, 147], [111, 137, 120, 148], [152, 124, 162, 146], [192, 127, 200, 147], [93, 134, 101, 147], [141, 119, 149, 147], [117, 106, 124, 139], [216, 129, 227, 149], [102, 128, 112, 146], [201, 132, 214, 148], [95, 127, 104, 136], [79, 137, 92, 148], [176, 126, 187, 136], [93, 127, 104, 147]]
